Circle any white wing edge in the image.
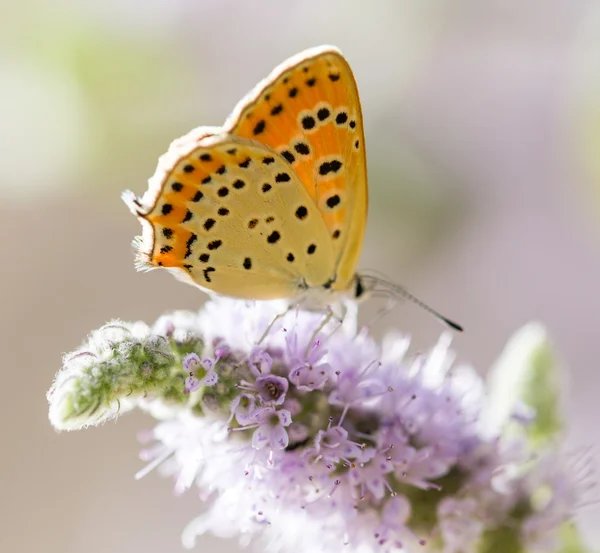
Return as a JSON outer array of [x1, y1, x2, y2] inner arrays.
[[122, 125, 223, 271], [223, 44, 344, 132]]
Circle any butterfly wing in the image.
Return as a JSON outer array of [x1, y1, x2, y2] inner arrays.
[[123, 128, 335, 300], [224, 45, 368, 292]]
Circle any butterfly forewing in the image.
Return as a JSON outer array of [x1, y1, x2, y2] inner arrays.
[[124, 129, 335, 299], [225, 46, 368, 291]]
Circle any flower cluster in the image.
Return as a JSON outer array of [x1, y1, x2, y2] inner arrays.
[[47, 299, 594, 553]]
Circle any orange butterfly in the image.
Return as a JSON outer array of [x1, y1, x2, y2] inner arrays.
[[123, 46, 461, 330]]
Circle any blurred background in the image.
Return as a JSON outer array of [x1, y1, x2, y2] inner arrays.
[[2, 0, 600, 551]]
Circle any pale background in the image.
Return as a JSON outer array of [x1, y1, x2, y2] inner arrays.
[[2, 1, 600, 551]]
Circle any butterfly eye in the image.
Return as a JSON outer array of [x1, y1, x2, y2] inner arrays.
[[353, 276, 366, 299]]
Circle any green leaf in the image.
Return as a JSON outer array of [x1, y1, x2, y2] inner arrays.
[[556, 522, 593, 553], [483, 323, 562, 446]]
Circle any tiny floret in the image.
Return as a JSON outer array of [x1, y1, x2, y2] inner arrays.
[[183, 353, 219, 393]]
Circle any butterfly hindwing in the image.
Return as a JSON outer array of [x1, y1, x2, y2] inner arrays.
[[124, 129, 335, 299], [225, 46, 368, 291]]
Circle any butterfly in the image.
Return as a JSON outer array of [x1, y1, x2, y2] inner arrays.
[[123, 45, 462, 330]]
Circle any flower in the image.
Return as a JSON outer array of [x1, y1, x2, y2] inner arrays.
[[183, 353, 218, 393], [250, 407, 292, 450], [47, 300, 595, 553], [254, 375, 289, 404]]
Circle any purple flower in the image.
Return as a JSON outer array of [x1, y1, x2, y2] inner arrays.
[[310, 426, 365, 466], [183, 353, 218, 393], [229, 393, 258, 425], [347, 449, 394, 500], [286, 329, 332, 391], [50, 298, 595, 553], [328, 364, 386, 407], [250, 408, 292, 450], [374, 496, 413, 548], [249, 349, 273, 376], [255, 375, 289, 405]]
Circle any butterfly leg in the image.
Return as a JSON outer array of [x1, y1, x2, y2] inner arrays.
[[303, 298, 355, 356], [256, 304, 294, 345], [304, 307, 336, 357]]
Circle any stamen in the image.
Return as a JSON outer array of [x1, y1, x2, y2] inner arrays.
[[338, 404, 350, 426], [135, 447, 174, 480]]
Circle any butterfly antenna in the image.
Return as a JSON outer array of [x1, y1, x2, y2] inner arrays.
[[362, 275, 464, 332]]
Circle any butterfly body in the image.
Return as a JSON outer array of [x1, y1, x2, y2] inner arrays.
[[124, 45, 368, 306]]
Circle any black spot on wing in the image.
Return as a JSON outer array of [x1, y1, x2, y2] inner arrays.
[[326, 195, 341, 209], [294, 142, 310, 155], [281, 150, 295, 164], [253, 120, 266, 135], [318, 160, 343, 176], [203, 267, 215, 282], [317, 108, 330, 121], [185, 234, 197, 258], [267, 231, 281, 244], [275, 173, 291, 183], [295, 206, 308, 220], [335, 112, 348, 125], [301, 116, 316, 130]]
